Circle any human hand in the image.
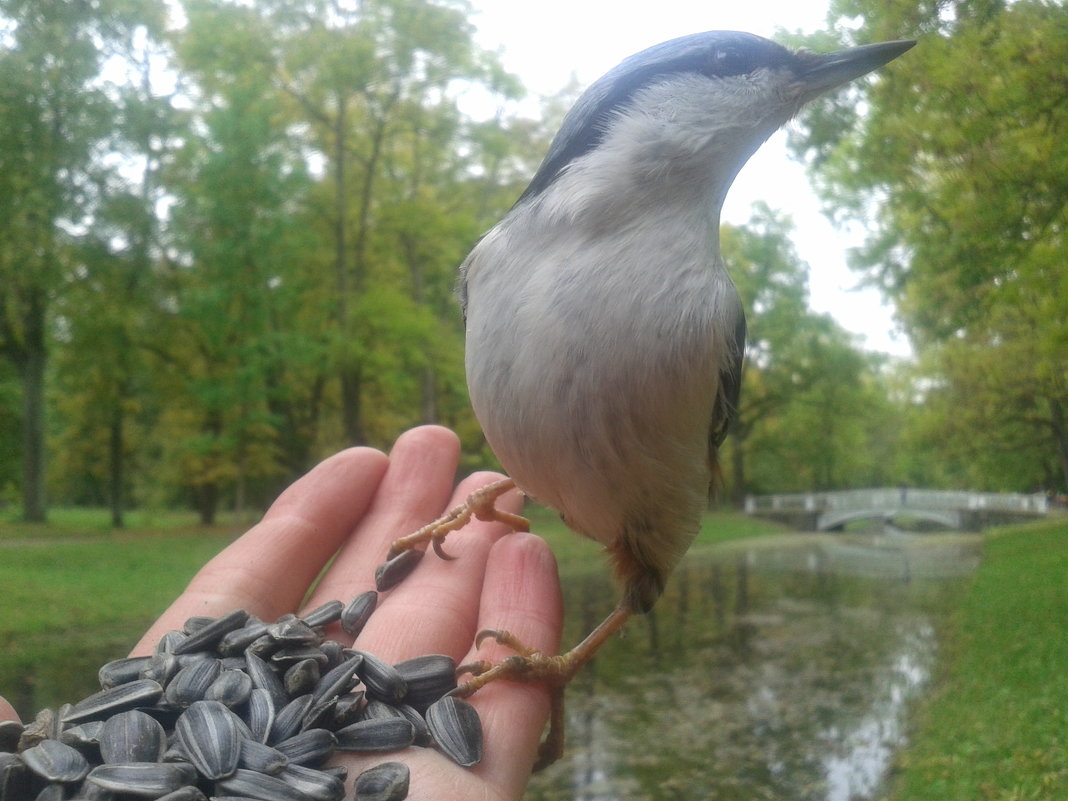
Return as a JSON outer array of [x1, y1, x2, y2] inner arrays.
[[2, 426, 563, 801]]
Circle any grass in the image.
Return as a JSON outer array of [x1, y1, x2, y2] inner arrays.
[[885, 515, 1068, 800], [0, 506, 254, 540], [0, 527, 237, 716], [524, 502, 789, 569]]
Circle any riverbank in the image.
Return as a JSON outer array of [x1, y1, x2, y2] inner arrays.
[[885, 516, 1068, 800]]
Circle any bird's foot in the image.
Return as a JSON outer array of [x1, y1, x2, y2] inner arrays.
[[387, 477, 529, 561], [454, 604, 633, 770]]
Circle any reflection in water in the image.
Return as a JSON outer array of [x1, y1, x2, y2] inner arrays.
[[525, 534, 979, 801]]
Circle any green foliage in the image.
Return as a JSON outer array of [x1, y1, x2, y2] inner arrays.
[[720, 207, 906, 496], [789, 0, 1068, 492], [11, 0, 1033, 521], [886, 517, 1068, 800]]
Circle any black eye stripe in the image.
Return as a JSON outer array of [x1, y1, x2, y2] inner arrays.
[[708, 46, 753, 77], [517, 31, 795, 202]]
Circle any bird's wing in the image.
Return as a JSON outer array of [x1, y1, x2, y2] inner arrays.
[[709, 310, 746, 451]]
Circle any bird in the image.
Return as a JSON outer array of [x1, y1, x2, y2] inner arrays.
[[388, 30, 915, 766]]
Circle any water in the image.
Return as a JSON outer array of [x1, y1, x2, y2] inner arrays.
[[525, 532, 980, 801]]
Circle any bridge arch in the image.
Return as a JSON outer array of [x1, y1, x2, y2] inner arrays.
[[818, 508, 961, 532]]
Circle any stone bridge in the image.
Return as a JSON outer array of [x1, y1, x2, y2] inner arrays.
[[745, 487, 1049, 532]]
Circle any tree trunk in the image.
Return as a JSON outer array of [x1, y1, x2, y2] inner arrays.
[[1050, 397, 1068, 491], [341, 366, 365, 445], [197, 482, 218, 526], [108, 405, 124, 528], [727, 416, 748, 508], [20, 340, 47, 523], [420, 365, 438, 424], [17, 289, 47, 523]]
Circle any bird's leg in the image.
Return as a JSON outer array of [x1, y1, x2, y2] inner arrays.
[[455, 602, 633, 769], [387, 477, 529, 560]]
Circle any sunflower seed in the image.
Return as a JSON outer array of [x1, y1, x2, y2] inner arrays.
[[268, 693, 314, 745], [355, 652, 406, 704], [245, 633, 278, 659], [426, 696, 483, 767], [34, 783, 65, 801], [237, 738, 288, 776], [97, 657, 152, 690], [216, 767, 306, 801], [335, 718, 414, 754], [244, 651, 287, 708], [242, 688, 275, 745], [70, 775, 115, 800], [0, 720, 23, 752], [156, 787, 208, 801], [216, 621, 270, 657], [331, 691, 365, 729], [21, 740, 91, 783], [374, 550, 423, 592], [172, 610, 249, 655], [353, 761, 410, 801], [58, 720, 104, 752], [99, 710, 166, 764], [271, 646, 328, 669], [273, 728, 335, 767], [266, 615, 318, 646], [393, 654, 457, 712], [395, 704, 431, 747], [320, 764, 348, 782], [318, 640, 344, 669], [86, 761, 196, 796], [301, 696, 338, 732], [154, 630, 187, 655], [357, 702, 429, 750], [277, 762, 346, 801], [139, 652, 179, 686], [339, 592, 378, 637], [63, 680, 164, 726], [282, 658, 321, 698], [204, 669, 253, 708], [300, 600, 344, 629], [175, 701, 243, 781], [164, 659, 221, 709], [0, 753, 32, 800], [312, 655, 362, 704]]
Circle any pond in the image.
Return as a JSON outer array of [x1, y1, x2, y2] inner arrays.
[[524, 531, 980, 801]]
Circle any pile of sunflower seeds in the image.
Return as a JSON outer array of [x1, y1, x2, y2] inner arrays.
[[0, 590, 483, 800]]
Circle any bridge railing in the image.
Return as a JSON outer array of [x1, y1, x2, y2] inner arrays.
[[745, 488, 1049, 515]]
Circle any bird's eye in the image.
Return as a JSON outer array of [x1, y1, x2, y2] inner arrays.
[[710, 46, 751, 77]]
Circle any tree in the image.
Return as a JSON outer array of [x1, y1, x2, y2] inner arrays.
[[0, 0, 156, 520], [236, 0, 521, 445], [788, 0, 1068, 491], [721, 206, 898, 498], [49, 16, 176, 526]]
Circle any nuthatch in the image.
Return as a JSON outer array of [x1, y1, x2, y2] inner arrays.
[[391, 30, 914, 766]]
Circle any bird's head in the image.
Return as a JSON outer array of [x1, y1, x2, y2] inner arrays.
[[518, 31, 914, 214]]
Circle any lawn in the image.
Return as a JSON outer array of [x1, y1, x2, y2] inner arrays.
[[885, 515, 1068, 800]]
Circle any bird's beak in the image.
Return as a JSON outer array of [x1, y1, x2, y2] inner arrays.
[[795, 39, 915, 99]]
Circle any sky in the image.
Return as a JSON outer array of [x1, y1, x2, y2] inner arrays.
[[464, 0, 914, 358]]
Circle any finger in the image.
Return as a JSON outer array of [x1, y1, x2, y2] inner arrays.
[[338, 533, 562, 801], [466, 533, 563, 794], [0, 697, 18, 723], [303, 425, 464, 613], [130, 445, 389, 655], [352, 471, 525, 662]]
